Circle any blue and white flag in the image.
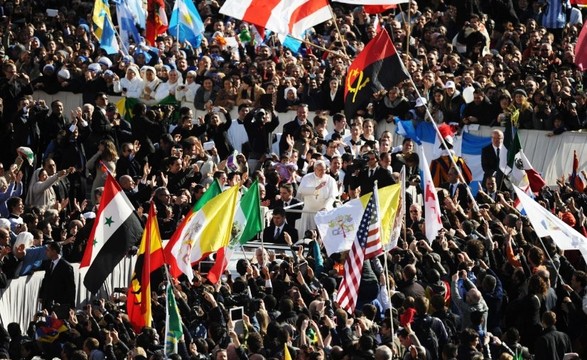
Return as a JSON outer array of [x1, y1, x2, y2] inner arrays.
[[169, 0, 205, 47], [99, 9, 120, 54], [116, 0, 142, 53]]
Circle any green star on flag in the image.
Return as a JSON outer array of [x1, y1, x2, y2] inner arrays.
[[105, 216, 114, 226]]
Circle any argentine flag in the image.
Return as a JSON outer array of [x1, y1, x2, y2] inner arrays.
[[169, 0, 205, 48]]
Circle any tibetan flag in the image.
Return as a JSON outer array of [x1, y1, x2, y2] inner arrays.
[[146, 0, 169, 45], [169, 0, 205, 47], [208, 180, 263, 283], [80, 173, 142, 293], [164, 283, 184, 356], [344, 28, 409, 118], [92, 0, 112, 39], [570, 150, 585, 192], [166, 185, 239, 282], [165, 180, 222, 278], [127, 203, 165, 333]]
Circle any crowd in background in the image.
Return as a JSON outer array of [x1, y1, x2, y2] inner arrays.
[[0, 0, 586, 359]]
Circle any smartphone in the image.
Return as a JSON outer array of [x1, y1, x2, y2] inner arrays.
[[298, 261, 308, 274], [198, 261, 214, 275], [203, 141, 215, 151], [230, 306, 244, 321]]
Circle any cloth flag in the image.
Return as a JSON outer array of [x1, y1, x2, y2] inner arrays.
[[514, 186, 587, 261], [284, 344, 293, 360], [166, 185, 239, 282], [165, 181, 222, 278], [420, 149, 443, 243], [92, 0, 112, 39], [127, 203, 165, 333], [127, 0, 147, 28], [364, 5, 398, 14], [116, 0, 142, 52], [164, 284, 184, 356], [336, 190, 382, 313], [333, 0, 407, 4], [219, 0, 331, 39], [207, 180, 263, 283], [570, 150, 585, 192], [507, 133, 546, 192], [35, 318, 69, 343], [344, 28, 409, 118], [80, 173, 142, 293], [576, 20, 587, 71], [146, 0, 169, 45], [169, 0, 205, 47], [374, 184, 401, 246], [389, 166, 405, 249], [100, 11, 120, 55], [16, 146, 35, 166], [315, 198, 364, 256]]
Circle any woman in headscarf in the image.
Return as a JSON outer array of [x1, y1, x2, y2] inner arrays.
[[113, 65, 144, 99], [140, 66, 162, 105], [155, 68, 183, 102], [26, 167, 70, 209], [176, 70, 200, 112], [194, 76, 218, 110], [86, 139, 118, 199]]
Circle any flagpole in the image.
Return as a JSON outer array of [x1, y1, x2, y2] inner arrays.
[[406, 0, 411, 55], [291, 36, 351, 60], [402, 68, 480, 212], [327, 6, 350, 60], [401, 166, 407, 244]]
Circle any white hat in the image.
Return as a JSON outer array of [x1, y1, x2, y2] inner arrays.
[[444, 81, 456, 89], [98, 56, 112, 68], [87, 63, 102, 73], [415, 97, 427, 107], [57, 68, 70, 79]]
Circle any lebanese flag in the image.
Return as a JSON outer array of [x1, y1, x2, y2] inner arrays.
[[207, 180, 263, 284], [420, 149, 443, 243], [80, 173, 142, 293], [165, 180, 222, 279], [344, 28, 409, 118], [570, 150, 585, 192], [219, 0, 331, 39], [127, 203, 165, 333], [146, 0, 169, 45]]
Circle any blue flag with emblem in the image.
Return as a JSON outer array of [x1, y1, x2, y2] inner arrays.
[[169, 0, 205, 48]]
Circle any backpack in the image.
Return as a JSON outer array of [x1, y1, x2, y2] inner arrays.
[[413, 316, 440, 360]]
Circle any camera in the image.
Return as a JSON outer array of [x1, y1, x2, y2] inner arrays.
[[253, 108, 266, 121]]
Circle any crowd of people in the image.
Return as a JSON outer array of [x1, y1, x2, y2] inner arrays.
[[0, 0, 586, 359]]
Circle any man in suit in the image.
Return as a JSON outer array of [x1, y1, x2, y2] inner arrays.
[[534, 311, 573, 360], [271, 184, 301, 227], [481, 129, 511, 191], [262, 207, 298, 245], [440, 167, 471, 210], [358, 150, 395, 195], [476, 175, 498, 204], [40, 241, 75, 311], [279, 104, 312, 154]]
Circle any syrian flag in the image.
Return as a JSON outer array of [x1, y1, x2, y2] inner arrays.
[[507, 133, 546, 193], [80, 173, 142, 293], [207, 180, 263, 284], [344, 28, 409, 118]]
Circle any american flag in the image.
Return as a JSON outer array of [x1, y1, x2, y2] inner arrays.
[[336, 188, 382, 313]]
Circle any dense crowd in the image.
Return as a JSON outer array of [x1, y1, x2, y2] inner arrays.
[[0, 0, 586, 359]]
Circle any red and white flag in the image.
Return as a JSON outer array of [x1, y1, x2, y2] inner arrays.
[[333, 0, 407, 5], [420, 149, 443, 243], [219, 0, 331, 38], [336, 189, 382, 313], [576, 21, 587, 71]]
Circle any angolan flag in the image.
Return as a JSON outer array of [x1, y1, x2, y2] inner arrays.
[[344, 28, 409, 118], [80, 172, 142, 293]]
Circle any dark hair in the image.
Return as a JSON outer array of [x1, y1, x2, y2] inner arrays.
[[46, 241, 62, 255]]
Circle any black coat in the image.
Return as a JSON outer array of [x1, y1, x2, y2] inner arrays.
[[40, 258, 76, 310], [358, 166, 395, 196], [262, 223, 298, 245], [533, 327, 572, 360]]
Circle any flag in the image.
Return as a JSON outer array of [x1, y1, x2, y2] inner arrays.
[[169, 0, 205, 47], [389, 166, 405, 249], [364, 4, 398, 14], [127, 0, 147, 28], [315, 198, 364, 256], [336, 191, 382, 313], [570, 150, 585, 192], [395, 118, 422, 145], [219, 0, 331, 39], [375, 184, 401, 247], [344, 28, 409, 118], [333, 0, 407, 4], [514, 186, 587, 261], [16, 146, 35, 166], [127, 203, 165, 333], [99, 7, 120, 54], [576, 20, 587, 71], [165, 181, 222, 278], [35, 318, 69, 343], [507, 133, 546, 192], [166, 185, 239, 282], [80, 173, 142, 293], [420, 149, 443, 243], [164, 284, 184, 356], [93, 0, 112, 39], [146, 0, 169, 45], [207, 181, 263, 283], [117, 0, 142, 52], [284, 344, 293, 360]]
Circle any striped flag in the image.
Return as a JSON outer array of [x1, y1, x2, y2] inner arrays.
[[421, 149, 443, 243], [164, 283, 184, 356], [80, 173, 142, 293], [127, 202, 165, 332], [336, 189, 382, 313], [570, 150, 585, 192]]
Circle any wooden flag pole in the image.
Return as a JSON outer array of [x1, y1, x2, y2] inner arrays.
[[328, 5, 351, 60], [291, 36, 351, 60]]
